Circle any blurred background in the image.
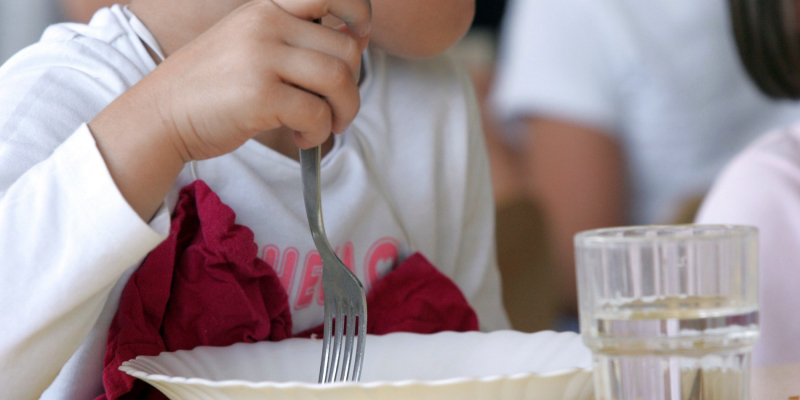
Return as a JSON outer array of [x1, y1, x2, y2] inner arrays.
[[454, 0, 800, 334], [4, 0, 797, 334], [0, 0, 108, 61]]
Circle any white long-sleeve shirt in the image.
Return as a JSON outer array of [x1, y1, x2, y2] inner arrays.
[[0, 6, 510, 399]]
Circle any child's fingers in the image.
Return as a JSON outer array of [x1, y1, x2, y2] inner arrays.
[[272, 84, 333, 147], [274, 47, 361, 134], [325, 0, 372, 36], [332, 24, 371, 64], [272, 0, 371, 37], [283, 21, 367, 81]]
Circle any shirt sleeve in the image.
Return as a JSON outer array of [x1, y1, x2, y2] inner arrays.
[[695, 131, 800, 366], [491, 0, 621, 133], [0, 44, 170, 397]]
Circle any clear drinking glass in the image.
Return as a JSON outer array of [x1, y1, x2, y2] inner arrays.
[[575, 225, 759, 400]]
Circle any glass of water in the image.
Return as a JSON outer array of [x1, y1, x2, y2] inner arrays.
[[575, 225, 759, 400]]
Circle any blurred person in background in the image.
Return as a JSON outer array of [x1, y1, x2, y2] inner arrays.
[[454, 0, 562, 333], [490, 0, 800, 323], [697, 0, 800, 366]]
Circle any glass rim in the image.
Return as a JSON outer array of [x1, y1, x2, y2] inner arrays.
[[574, 224, 758, 246]]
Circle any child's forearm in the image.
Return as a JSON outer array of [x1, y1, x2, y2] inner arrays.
[[89, 77, 187, 222], [370, 0, 475, 58]]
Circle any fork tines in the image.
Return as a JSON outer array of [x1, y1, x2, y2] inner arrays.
[[318, 300, 367, 383]]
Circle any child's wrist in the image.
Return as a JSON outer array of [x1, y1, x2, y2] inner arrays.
[[127, 71, 193, 165], [88, 78, 188, 220]]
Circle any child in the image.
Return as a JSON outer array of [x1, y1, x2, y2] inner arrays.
[[60, 0, 123, 23], [697, 128, 800, 367], [695, 0, 800, 367], [0, 0, 510, 398]]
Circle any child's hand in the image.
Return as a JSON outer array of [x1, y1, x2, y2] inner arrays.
[[88, 0, 371, 221], [147, 0, 371, 161]]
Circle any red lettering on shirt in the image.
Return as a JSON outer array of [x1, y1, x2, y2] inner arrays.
[[261, 245, 280, 268], [277, 247, 299, 293], [260, 238, 400, 310]]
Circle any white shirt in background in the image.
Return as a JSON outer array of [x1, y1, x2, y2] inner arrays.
[[0, 6, 510, 399], [696, 126, 800, 367], [492, 0, 800, 224]]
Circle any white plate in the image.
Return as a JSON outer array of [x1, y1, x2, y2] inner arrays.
[[121, 330, 594, 400]]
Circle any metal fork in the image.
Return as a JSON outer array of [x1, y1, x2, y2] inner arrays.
[[300, 146, 367, 383]]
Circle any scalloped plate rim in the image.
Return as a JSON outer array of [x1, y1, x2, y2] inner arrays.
[[120, 330, 593, 390], [120, 364, 592, 390]]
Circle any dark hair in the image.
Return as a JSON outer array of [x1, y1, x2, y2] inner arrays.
[[730, 0, 800, 98]]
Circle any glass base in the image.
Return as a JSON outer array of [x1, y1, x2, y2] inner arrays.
[[593, 350, 751, 400]]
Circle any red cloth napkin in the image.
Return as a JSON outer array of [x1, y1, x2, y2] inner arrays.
[[296, 252, 480, 338], [97, 181, 478, 400]]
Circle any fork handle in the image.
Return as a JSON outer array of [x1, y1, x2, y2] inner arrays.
[[300, 147, 327, 246], [299, 20, 332, 254]]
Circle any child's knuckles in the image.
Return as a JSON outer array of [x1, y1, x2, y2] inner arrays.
[[250, 108, 279, 135], [310, 99, 333, 130], [325, 58, 355, 91], [249, 0, 280, 17], [342, 36, 362, 78], [240, 1, 284, 36], [335, 97, 360, 130], [305, 131, 326, 148], [330, 116, 348, 134], [346, 92, 362, 121], [244, 44, 282, 85], [274, 0, 328, 18], [307, 0, 330, 14], [294, 134, 313, 150], [298, 126, 327, 148], [249, 86, 280, 126]]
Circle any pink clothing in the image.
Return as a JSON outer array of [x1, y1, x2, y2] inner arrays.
[[697, 126, 800, 366]]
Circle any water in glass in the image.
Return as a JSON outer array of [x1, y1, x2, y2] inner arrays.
[[575, 225, 759, 400]]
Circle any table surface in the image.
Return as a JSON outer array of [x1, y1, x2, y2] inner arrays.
[[751, 363, 800, 399]]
